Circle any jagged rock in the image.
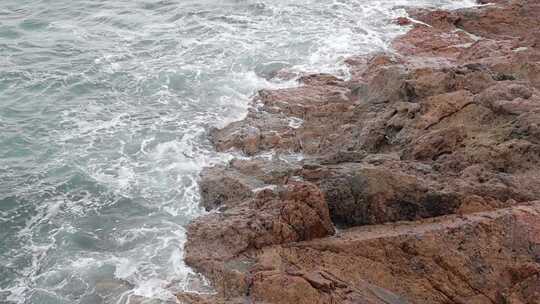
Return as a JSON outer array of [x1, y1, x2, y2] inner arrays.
[[245, 202, 540, 304], [312, 163, 461, 226], [182, 0, 540, 303], [199, 158, 301, 211], [185, 182, 335, 297], [181, 203, 540, 303], [199, 165, 257, 211]]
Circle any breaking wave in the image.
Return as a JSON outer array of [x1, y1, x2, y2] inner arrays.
[[0, 0, 477, 303]]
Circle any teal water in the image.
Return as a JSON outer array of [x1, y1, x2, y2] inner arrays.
[[0, 0, 477, 303]]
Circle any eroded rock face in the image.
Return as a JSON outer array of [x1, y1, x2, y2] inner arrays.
[[185, 181, 335, 298], [182, 203, 540, 304], [246, 202, 540, 304], [180, 0, 540, 303]]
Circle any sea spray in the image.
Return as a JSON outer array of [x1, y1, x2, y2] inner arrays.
[[0, 0, 478, 303]]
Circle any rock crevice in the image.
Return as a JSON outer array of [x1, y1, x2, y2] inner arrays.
[[179, 0, 540, 303]]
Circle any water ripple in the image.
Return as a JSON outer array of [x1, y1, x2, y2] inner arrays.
[[0, 0, 478, 303]]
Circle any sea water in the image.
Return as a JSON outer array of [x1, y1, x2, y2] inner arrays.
[[0, 0, 477, 303]]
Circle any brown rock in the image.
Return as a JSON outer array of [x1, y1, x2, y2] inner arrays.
[[395, 17, 411, 26], [184, 182, 335, 297], [198, 165, 256, 211], [248, 202, 540, 304], [182, 1, 540, 303]]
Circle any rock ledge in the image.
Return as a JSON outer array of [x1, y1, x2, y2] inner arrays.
[[180, 0, 540, 303]]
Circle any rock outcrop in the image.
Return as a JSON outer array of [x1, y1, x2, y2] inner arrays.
[[179, 0, 540, 303]]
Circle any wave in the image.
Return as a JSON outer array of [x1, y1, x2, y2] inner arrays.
[[0, 0, 479, 303]]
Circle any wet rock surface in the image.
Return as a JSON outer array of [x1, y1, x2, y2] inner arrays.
[[180, 0, 540, 303]]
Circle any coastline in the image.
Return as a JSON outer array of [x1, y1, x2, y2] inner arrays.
[[179, 0, 540, 303]]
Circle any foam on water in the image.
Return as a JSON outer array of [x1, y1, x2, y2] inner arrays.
[[0, 0, 478, 303]]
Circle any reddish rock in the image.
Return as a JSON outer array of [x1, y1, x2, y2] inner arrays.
[[184, 182, 335, 297], [181, 0, 540, 303], [198, 165, 256, 211], [408, 9, 461, 30], [395, 17, 411, 26], [181, 203, 540, 303], [245, 202, 540, 304]]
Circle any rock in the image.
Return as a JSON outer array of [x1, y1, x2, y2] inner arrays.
[[298, 73, 345, 87], [314, 163, 461, 227], [176, 292, 244, 304], [513, 111, 540, 144], [198, 165, 256, 211], [357, 65, 410, 104], [475, 82, 539, 115], [456, 0, 540, 41], [182, 0, 540, 303], [245, 202, 540, 304], [407, 126, 466, 160], [185, 202, 540, 303], [187, 182, 334, 262], [395, 17, 411, 26], [392, 23, 474, 60], [415, 90, 474, 130], [198, 158, 301, 211], [185, 182, 335, 297], [408, 9, 461, 30]]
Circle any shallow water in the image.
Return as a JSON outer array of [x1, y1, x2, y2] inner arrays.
[[0, 0, 477, 303]]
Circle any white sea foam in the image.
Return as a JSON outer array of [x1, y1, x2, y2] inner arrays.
[[0, 0, 481, 303]]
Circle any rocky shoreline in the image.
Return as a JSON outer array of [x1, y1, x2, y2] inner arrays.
[[178, 0, 540, 303]]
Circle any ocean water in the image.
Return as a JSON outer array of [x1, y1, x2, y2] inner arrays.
[[0, 0, 477, 303]]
